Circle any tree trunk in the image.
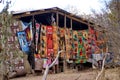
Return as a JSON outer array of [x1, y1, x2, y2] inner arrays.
[[42, 50, 63, 80]]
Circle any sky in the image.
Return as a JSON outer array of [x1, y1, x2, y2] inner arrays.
[[0, 0, 107, 14]]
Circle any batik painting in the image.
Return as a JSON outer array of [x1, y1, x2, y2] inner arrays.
[[46, 26, 53, 57], [40, 25, 47, 57], [53, 26, 59, 57], [24, 22, 33, 42], [96, 31, 106, 52], [76, 30, 88, 63], [59, 28, 65, 57], [72, 30, 78, 59], [89, 26, 101, 54], [65, 28, 73, 60], [17, 31, 29, 53]]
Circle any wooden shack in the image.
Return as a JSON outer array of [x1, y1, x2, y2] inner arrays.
[[12, 7, 106, 73]]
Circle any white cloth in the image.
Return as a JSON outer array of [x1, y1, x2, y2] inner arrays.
[[92, 54, 103, 61]]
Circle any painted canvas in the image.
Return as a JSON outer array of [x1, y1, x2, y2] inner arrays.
[[17, 31, 29, 53]]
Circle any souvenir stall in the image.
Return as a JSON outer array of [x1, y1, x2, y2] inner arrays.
[[13, 7, 106, 73]]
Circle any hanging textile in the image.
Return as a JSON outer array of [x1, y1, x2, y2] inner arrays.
[[21, 21, 29, 30], [65, 28, 72, 60], [53, 26, 59, 57], [73, 31, 78, 56], [24, 22, 33, 42], [17, 31, 29, 53], [40, 25, 47, 57], [59, 28, 65, 57], [35, 23, 41, 52], [46, 26, 53, 57], [76, 30, 88, 63]]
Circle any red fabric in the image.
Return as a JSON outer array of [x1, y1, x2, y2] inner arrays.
[[46, 26, 53, 57], [89, 27, 94, 34], [24, 26, 31, 41]]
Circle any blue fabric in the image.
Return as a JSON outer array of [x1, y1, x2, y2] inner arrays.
[[17, 31, 29, 53]]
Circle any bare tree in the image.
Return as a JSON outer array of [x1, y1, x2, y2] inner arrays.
[[42, 50, 64, 80]]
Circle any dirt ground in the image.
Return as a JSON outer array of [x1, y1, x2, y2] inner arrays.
[[10, 68, 120, 80]]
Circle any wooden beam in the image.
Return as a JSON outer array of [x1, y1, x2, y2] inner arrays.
[[53, 11, 89, 26], [13, 9, 97, 28], [54, 11, 100, 28], [12, 10, 53, 19]]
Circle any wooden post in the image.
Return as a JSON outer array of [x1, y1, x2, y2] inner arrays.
[[63, 14, 67, 73], [70, 19, 72, 30], [56, 12, 59, 26], [55, 12, 59, 73]]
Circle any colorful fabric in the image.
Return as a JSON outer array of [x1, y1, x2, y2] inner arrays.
[[73, 31, 78, 55], [24, 22, 33, 42], [43, 58, 48, 68], [17, 31, 29, 53], [59, 28, 65, 57], [65, 29, 73, 59], [53, 26, 59, 57], [35, 23, 41, 52], [21, 21, 29, 30], [46, 26, 53, 57], [40, 25, 47, 57], [76, 30, 88, 63]]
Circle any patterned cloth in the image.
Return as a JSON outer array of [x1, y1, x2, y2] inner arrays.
[[17, 31, 29, 53], [65, 29, 73, 59], [24, 22, 33, 42], [59, 28, 65, 57], [53, 26, 59, 57], [77, 30, 88, 63], [40, 25, 47, 57], [46, 26, 54, 57], [35, 23, 41, 52]]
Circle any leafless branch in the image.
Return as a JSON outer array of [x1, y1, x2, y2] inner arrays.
[[42, 50, 64, 80], [95, 53, 107, 80]]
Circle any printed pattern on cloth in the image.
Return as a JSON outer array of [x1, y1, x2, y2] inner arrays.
[[35, 23, 41, 52], [53, 26, 59, 57], [17, 31, 29, 53], [46, 26, 54, 57], [65, 29, 73, 59], [76, 30, 88, 63], [72, 31, 78, 60], [59, 28, 65, 57], [24, 22, 33, 42], [40, 25, 47, 57]]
